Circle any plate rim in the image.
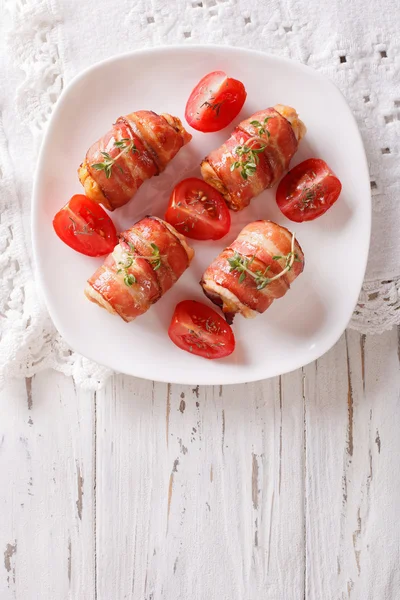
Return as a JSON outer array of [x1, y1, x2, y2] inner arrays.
[[32, 43, 371, 385]]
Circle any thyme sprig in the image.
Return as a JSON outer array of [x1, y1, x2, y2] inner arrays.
[[92, 138, 138, 179], [117, 255, 136, 286], [227, 232, 301, 290], [124, 273, 136, 287], [249, 116, 272, 137], [117, 242, 164, 287], [230, 136, 266, 180], [230, 116, 274, 180], [149, 243, 162, 270], [227, 252, 270, 289]]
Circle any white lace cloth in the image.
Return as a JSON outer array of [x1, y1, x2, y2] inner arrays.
[[1, 0, 399, 389]]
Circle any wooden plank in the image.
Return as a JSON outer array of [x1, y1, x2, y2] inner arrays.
[[95, 371, 305, 599], [304, 327, 400, 599], [0, 370, 95, 600], [1, 327, 398, 599]]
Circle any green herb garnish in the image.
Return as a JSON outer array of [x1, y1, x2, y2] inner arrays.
[[117, 255, 137, 287], [227, 252, 271, 290], [92, 138, 138, 179], [227, 232, 301, 289], [150, 243, 162, 270], [124, 274, 136, 286], [117, 241, 164, 287], [249, 116, 272, 137], [230, 137, 266, 180]]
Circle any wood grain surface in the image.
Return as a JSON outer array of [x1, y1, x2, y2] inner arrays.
[[1, 328, 399, 599]]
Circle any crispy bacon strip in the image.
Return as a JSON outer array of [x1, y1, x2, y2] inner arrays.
[[85, 217, 194, 322], [200, 220, 304, 322], [201, 105, 306, 211], [79, 111, 191, 211]]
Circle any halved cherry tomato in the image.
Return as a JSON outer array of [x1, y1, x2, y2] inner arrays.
[[53, 194, 118, 256], [169, 300, 235, 359], [185, 70, 247, 133], [276, 158, 342, 222], [165, 178, 231, 240]]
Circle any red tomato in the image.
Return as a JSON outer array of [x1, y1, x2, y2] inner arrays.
[[165, 178, 231, 240], [168, 300, 235, 359], [276, 158, 342, 222], [185, 70, 247, 133], [53, 194, 118, 256]]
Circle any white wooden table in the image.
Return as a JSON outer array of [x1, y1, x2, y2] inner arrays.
[[1, 327, 399, 599]]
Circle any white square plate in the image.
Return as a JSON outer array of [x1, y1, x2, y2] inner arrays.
[[33, 45, 371, 384]]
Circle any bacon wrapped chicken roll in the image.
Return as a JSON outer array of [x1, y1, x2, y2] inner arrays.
[[79, 111, 192, 211], [201, 105, 306, 211], [201, 220, 304, 322], [85, 217, 194, 322]]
